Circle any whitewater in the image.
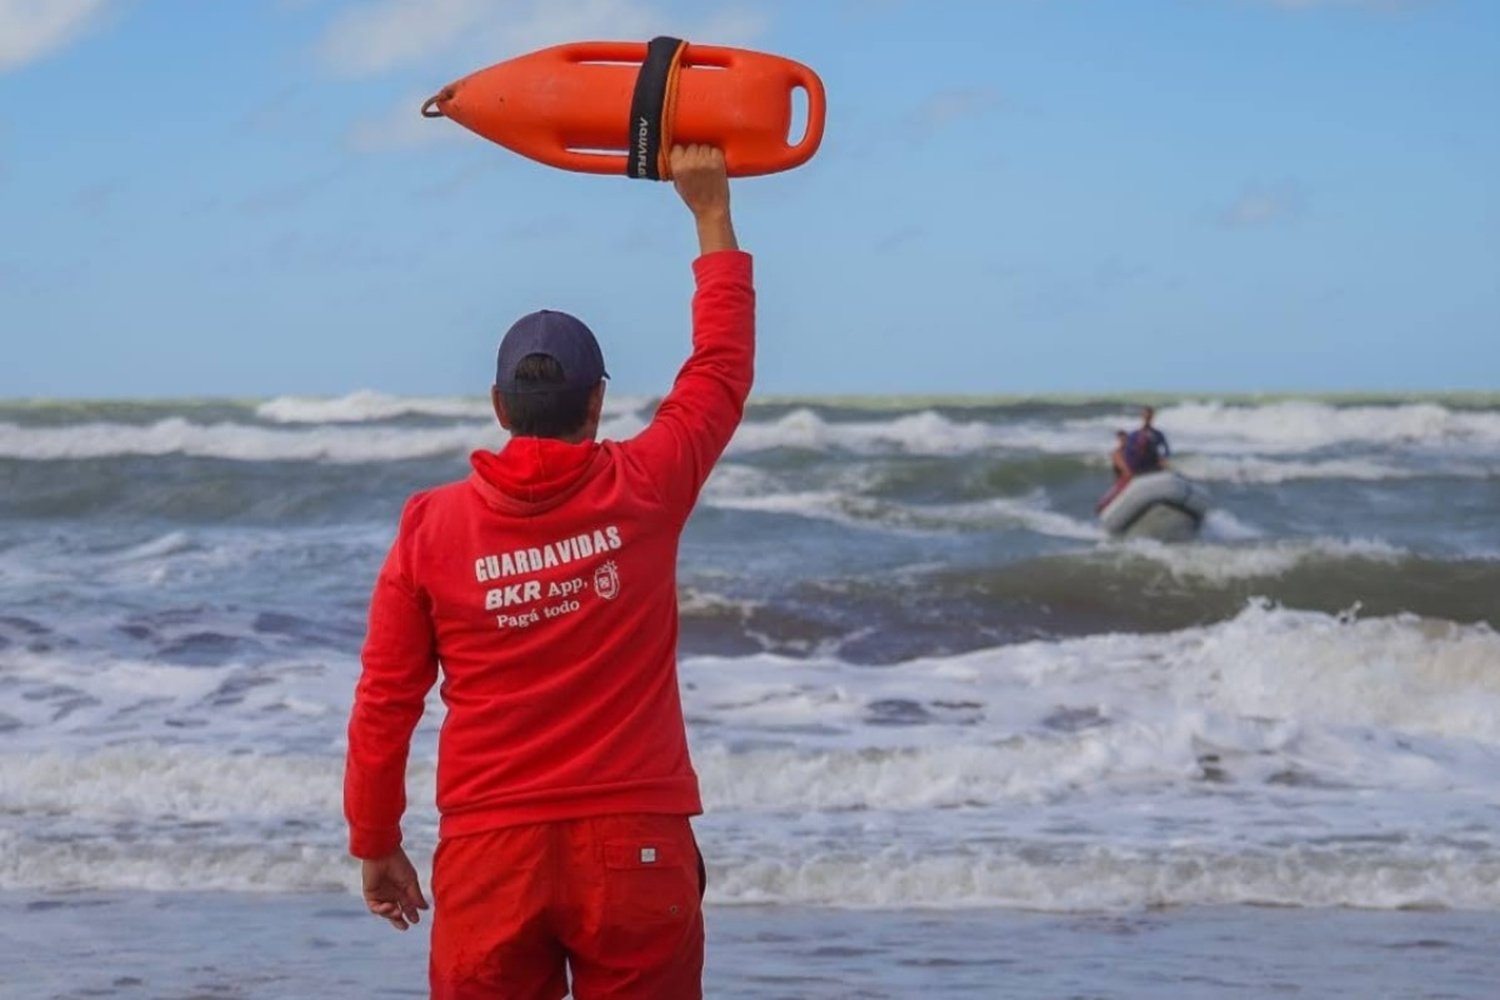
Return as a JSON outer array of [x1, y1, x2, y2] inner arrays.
[[1, 393, 1497, 998]]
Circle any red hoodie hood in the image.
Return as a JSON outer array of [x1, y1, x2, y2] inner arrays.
[[468, 437, 603, 515]]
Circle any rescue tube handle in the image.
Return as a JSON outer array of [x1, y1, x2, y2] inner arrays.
[[537, 42, 828, 176], [675, 45, 826, 165], [559, 40, 651, 65], [783, 62, 826, 168], [549, 40, 670, 175], [550, 151, 630, 175]]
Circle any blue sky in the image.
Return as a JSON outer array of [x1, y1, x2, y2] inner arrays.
[[2, 0, 1496, 399]]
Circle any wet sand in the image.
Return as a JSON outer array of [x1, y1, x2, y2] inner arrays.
[[4, 891, 1499, 999]]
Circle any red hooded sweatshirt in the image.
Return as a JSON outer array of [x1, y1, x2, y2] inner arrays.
[[344, 250, 754, 859]]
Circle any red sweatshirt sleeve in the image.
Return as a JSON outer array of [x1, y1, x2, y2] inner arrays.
[[343, 497, 439, 859], [623, 249, 755, 519]]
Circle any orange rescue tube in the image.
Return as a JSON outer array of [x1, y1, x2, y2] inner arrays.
[[421, 39, 826, 179]]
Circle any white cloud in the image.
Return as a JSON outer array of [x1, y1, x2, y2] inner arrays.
[[319, 0, 767, 79], [318, 0, 488, 78], [347, 92, 471, 152], [908, 88, 1003, 137], [0, 0, 119, 72], [1220, 182, 1306, 229]]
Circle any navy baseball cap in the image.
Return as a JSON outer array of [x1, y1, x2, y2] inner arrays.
[[494, 309, 609, 394]]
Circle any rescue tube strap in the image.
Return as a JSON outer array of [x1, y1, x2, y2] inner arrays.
[[627, 36, 688, 180]]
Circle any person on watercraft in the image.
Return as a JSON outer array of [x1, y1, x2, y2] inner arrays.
[[1124, 405, 1170, 475], [1109, 429, 1131, 481], [1096, 430, 1135, 514]]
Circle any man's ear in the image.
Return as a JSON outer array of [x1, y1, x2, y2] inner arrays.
[[587, 381, 606, 426], [491, 386, 512, 431]]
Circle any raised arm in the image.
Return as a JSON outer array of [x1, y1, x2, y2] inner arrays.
[[623, 144, 755, 518], [678, 145, 738, 255]]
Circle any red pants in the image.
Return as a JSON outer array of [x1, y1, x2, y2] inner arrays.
[[429, 814, 706, 1000]]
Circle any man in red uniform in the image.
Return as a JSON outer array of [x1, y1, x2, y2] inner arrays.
[[343, 144, 752, 999]]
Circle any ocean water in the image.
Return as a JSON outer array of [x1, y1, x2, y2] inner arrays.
[[2, 392, 1498, 998]]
